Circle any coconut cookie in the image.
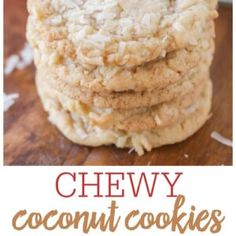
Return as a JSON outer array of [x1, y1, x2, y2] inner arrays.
[[37, 74, 207, 132], [37, 63, 209, 109], [36, 77, 212, 155], [27, 0, 218, 68], [32, 29, 215, 93]]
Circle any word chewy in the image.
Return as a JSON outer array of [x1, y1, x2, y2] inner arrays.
[[55, 171, 183, 198]]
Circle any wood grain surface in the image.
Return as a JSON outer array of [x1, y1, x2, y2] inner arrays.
[[4, 1, 233, 166]]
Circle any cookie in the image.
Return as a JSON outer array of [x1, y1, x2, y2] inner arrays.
[[37, 62, 209, 109], [32, 29, 215, 93], [27, 0, 218, 68], [36, 78, 212, 155], [37, 75, 207, 132]]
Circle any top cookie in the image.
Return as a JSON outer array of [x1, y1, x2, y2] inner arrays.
[[27, 0, 218, 68]]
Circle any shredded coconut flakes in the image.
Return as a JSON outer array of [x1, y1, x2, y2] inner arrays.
[[128, 147, 135, 154], [4, 55, 20, 75], [4, 43, 33, 75], [211, 131, 232, 147], [4, 93, 19, 112]]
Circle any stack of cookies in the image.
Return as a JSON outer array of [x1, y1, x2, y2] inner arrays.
[[27, 0, 218, 155]]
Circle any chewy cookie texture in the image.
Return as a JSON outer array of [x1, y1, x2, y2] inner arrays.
[[27, 0, 218, 155]]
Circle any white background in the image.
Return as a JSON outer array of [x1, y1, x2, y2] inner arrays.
[[0, 168, 236, 236], [0, 1, 235, 236]]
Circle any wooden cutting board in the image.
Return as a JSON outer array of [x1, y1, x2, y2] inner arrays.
[[4, 0, 232, 166]]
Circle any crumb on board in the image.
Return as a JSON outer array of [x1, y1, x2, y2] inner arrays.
[[128, 148, 135, 154], [184, 154, 189, 159], [4, 93, 19, 112], [211, 131, 232, 147], [4, 55, 20, 75], [4, 43, 33, 75]]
